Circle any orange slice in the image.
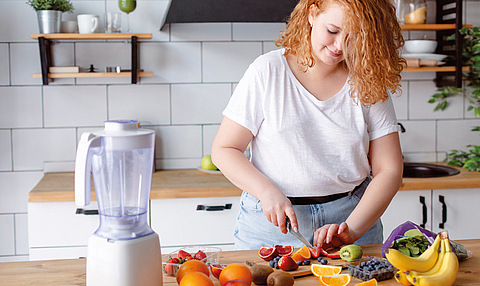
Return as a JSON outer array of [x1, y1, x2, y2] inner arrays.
[[318, 274, 351, 286], [310, 264, 342, 277], [355, 278, 378, 286], [291, 245, 311, 262]]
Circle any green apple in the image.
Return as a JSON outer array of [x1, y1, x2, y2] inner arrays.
[[201, 155, 218, 171]]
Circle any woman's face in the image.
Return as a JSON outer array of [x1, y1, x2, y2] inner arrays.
[[308, 3, 345, 66]]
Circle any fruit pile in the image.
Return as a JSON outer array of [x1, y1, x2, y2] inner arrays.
[[386, 231, 459, 286], [346, 257, 397, 281], [163, 249, 208, 276]]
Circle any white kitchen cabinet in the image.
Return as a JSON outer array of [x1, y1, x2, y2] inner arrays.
[[432, 188, 480, 239], [381, 188, 480, 242], [381, 190, 432, 240], [150, 196, 240, 252], [28, 201, 99, 260]]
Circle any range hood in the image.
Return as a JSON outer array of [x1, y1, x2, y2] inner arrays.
[[160, 0, 298, 28]]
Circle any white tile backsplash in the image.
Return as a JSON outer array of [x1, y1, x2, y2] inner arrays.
[[171, 84, 231, 124], [0, 171, 44, 213], [232, 23, 286, 41], [0, 214, 15, 256], [0, 0, 479, 261], [12, 128, 77, 171], [108, 84, 171, 124], [0, 130, 12, 171], [0, 44, 9, 86], [43, 85, 107, 127], [0, 86, 43, 128], [203, 42, 263, 82], [171, 23, 232, 41], [15, 213, 29, 255], [409, 81, 464, 120], [140, 42, 202, 84]]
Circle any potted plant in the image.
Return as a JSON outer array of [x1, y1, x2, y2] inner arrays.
[[428, 26, 480, 171], [26, 0, 74, 34]]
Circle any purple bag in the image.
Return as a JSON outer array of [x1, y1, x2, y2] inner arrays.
[[381, 221, 438, 258]]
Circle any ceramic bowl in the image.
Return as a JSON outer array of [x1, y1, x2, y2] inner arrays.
[[404, 40, 438, 54]]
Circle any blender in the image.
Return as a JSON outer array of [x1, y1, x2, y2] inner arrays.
[[75, 120, 162, 286]]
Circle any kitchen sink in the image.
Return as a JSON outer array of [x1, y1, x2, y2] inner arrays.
[[403, 163, 460, 178]]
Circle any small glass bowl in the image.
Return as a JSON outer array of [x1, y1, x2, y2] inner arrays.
[[162, 246, 221, 277]]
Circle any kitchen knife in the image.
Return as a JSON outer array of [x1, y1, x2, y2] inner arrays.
[[286, 217, 314, 249]]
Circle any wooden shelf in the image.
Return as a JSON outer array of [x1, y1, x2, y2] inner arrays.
[[30, 33, 152, 40], [32, 71, 153, 79], [400, 24, 472, 30]]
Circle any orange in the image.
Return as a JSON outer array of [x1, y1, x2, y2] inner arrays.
[[318, 274, 351, 286], [355, 278, 378, 286], [291, 245, 311, 262], [179, 271, 214, 286], [310, 264, 342, 277], [218, 263, 252, 286], [176, 260, 210, 284]]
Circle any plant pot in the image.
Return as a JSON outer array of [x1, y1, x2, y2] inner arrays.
[[37, 10, 62, 34]]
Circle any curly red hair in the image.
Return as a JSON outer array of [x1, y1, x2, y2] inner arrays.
[[275, 0, 405, 106]]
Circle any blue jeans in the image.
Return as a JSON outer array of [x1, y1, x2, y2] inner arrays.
[[233, 178, 383, 250]]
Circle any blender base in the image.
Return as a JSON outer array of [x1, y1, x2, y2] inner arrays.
[[86, 232, 162, 286]]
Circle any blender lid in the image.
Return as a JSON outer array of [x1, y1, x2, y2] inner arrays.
[[94, 120, 155, 137]]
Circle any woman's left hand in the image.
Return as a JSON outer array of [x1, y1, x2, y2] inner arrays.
[[313, 222, 355, 249]]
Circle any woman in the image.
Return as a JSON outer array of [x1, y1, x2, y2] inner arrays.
[[212, 0, 404, 250]]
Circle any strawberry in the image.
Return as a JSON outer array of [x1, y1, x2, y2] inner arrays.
[[184, 255, 194, 261], [278, 256, 299, 271], [164, 257, 180, 276], [194, 250, 207, 261], [178, 250, 190, 260]]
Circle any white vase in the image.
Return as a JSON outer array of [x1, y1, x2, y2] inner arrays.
[[37, 10, 62, 34]]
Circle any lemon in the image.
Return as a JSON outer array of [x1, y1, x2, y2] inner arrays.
[[201, 155, 218, 171]]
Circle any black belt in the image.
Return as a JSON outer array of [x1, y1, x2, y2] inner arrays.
[[288, 192, 349, 205], [287, 178, 369, 205]]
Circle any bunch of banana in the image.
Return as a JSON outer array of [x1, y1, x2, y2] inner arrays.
[[387, 231, 459, 286]]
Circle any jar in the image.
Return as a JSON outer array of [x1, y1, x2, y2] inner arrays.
[[404, 0, 426, 24], [392, 0, 405, 24]]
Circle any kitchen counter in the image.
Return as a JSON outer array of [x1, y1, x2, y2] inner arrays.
[[29, 163, 480, 203], [1, 239, 479, 285]]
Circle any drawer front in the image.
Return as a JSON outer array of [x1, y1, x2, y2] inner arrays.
[[151, 197, 240, 247], [28, 202, 99, 248]]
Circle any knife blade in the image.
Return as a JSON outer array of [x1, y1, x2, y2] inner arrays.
[[286, 217, 314, 249]]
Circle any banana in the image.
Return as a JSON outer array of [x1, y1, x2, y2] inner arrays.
[[395, 270, 413, 285], [410, 237, 459, 286], [385, 234, 441, 272], [406, 239, 446, 283]]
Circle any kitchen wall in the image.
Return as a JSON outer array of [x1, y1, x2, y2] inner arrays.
[[1, 0, 479, 262]]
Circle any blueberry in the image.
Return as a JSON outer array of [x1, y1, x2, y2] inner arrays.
[[269, 260, 275, 267], [303, 260, 311, 265], [320, 258, 328, 265], [296, 260, 303, 266], [360, 261, 366, 267]]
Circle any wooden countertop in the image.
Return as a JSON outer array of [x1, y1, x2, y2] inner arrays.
[[29, 164, 480, 203], [1, 239, 479, 285]]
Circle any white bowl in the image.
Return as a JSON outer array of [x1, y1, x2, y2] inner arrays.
[[404, 40, 437, 54]]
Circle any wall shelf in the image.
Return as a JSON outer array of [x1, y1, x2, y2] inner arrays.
[[400, 24, 472, 30], [31, 33, 153, 85]]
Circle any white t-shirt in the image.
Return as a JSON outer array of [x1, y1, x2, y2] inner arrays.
[[223, 49, 400, 197]]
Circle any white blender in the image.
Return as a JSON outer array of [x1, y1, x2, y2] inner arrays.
[[75, 120, 162, 286]]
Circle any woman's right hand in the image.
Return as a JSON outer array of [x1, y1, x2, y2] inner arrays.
[[259, 189, 298, 234]]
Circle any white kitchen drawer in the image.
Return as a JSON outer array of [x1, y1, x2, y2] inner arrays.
[[29, 246, 88, 261], [151, 196, 240, 247], [28, 201, 99, 248]]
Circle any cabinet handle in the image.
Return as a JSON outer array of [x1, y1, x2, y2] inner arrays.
[[76, 208, 99, 215], [196, 204, 232, 211], [419, 196, 427, 228], [439, 195, 447, 229]]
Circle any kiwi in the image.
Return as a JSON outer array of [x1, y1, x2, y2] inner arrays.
[[339, 244, 363, 261], [266, 271, 294, 286], [251, 264, 274, 285]]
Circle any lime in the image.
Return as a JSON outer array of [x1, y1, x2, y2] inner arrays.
[[201, 155, 218, 171]]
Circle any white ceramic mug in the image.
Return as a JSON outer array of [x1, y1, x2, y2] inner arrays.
[[77, 14, 99, 34]]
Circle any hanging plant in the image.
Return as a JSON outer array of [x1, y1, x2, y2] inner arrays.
[[428, 26, 480, 172]]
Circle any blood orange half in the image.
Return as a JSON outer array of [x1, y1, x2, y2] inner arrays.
[[258, 246, 278, 261], [274, 244, 294, 256]]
